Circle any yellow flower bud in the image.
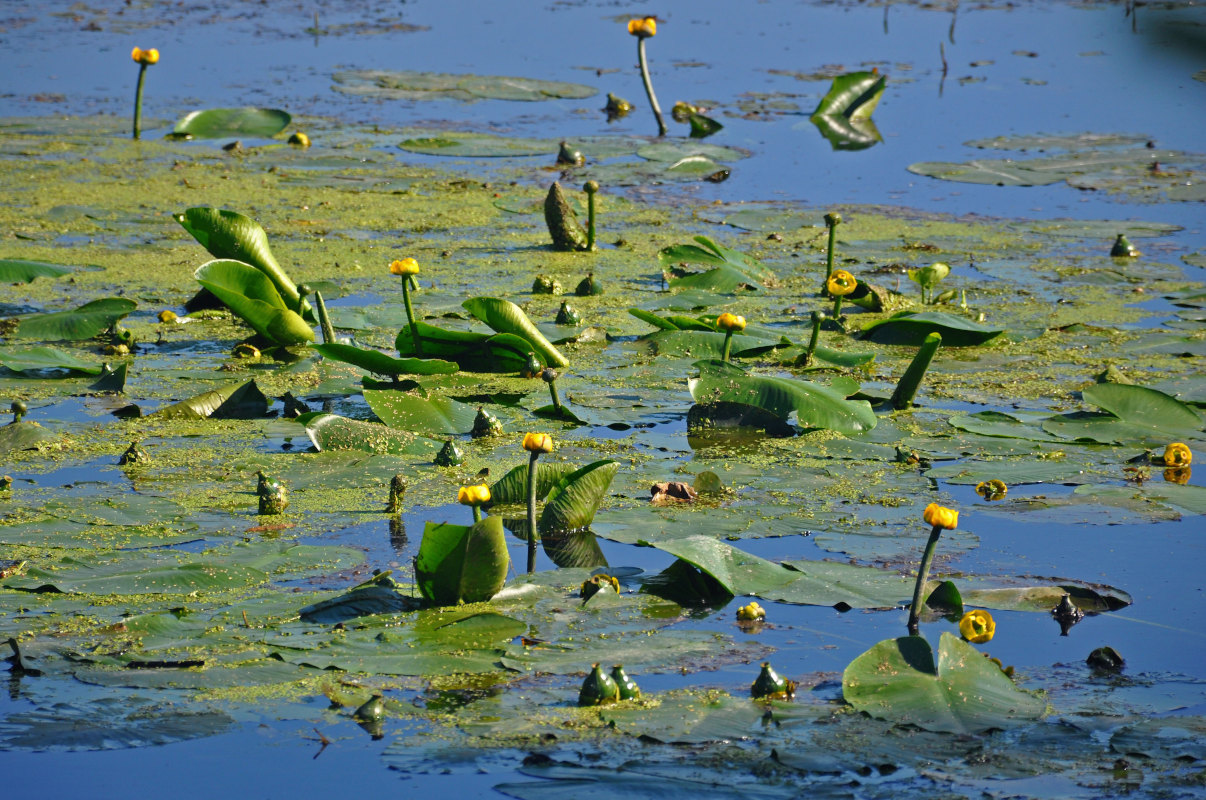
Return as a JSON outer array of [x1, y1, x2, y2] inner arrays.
[[157, 310, 178, 324], [1162, 442, 1192, 467], [736, 602, 765, 621], [457, 485, 491, 506], [131, 47, 160, 66], [288, 132, 311, 148], [522, 432, 554, 454], [959, 609, 995, 644], [627, 16, 657, 37], [826, 269, 857, 297], [716, 312, 746, 333], [923, 502, 958, 530], [390, 258, 420, 277]]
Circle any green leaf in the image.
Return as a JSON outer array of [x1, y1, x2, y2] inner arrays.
[[0, 346, 102, 375], [364, 390, 479, 436], [538, 460, 619, 535], [0, 259, 71, 283], [153, 379, 270, 420], [1080, 383, 1203, 433], [0, 421, 57, 454], [628, 308, 680, 331], [415, 516, 510, 605], [300, 413, 439, 456], [659, 235, 774, 288], [172, 108, 292, 138], [668, 266, 763, 293], [334, 70, 595, 102], [842, 633, 1048, 734], [489, 462, 578, 505], [88, 361, 128, 393], [3, 557, 270, 595], [13, 298, 136, 341], [811, 71, 886, 121], [859, 311, 1005, 346], [689, 361, 876, 435], [395, 322, 534, 373], [194, 259, 314, 346], [175, 207, 308, 318], [311, 342, 458, 377], [462, 297, 568, 368]]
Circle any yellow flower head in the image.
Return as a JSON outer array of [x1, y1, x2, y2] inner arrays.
[[736, 601, 765, 621], [522, 432, 554, 454], [959, 609, 995, 644], [131, 47, 160, 66], [716, 312, 746, 333], [390, 258, 420, 277], [457, 484, 491, 506], [627, 16, 657, 38], [1162, 442, 1192, 467], [827, 269, 857, 297], [157, 310, 178, 324], [923, 502, 958, 530]]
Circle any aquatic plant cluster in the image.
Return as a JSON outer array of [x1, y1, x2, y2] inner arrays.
[[1, 6, 1205, 797]]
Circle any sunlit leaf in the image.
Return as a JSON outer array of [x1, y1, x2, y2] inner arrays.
[[13, 298, 136, 341], [153, 379, 270, 420], [858, 311, 1005, 346], [194, 259, 314, 346], [312, 342, 458, 377], [0, 346, 102, 375], [462, 297, 568, 368], [538, 460, 619, 535], [364, 390, 479, 436], [300, 412, 440, 456], [0, 259, 71, 283], [415, 516, 510, 605], [172, 108, 292, 138]]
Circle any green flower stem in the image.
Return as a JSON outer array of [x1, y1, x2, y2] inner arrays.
[[408, 275, 419, 292], [824, 218, 838, 287], [314, 290, 335, 345], [472, 505, 483, 524], [132, 64, 149, 140], [548, 378, 562, 412], [586, 192, 597, 251], [907, 524, 945, 637], [721, 330, 734, 363], [526, 451, 540, 574], [830, 296, 844, 319], [401, 280, 423, 357], [636, 38, 668, 137], [801, 311, 822, 366], [890, 332, 942, 410]]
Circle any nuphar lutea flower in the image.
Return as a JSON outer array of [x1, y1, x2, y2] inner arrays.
[[826, 269, 857, 297], [457, 485, 491, 506], [389, 258, 420, 276], [1162, 442, 1192, 467], [716, 312, 746, 333], [523, 432, 554, 454], [627, 16, 657, 37], [959, 609, 995, 643], [923, 502, 958, 530], [131, 47, 160, 65]]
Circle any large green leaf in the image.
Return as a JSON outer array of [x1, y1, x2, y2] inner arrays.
[[488, 462, 578, 505], [153, 379, 270, 420], [645, 330, 784, 359], [172, 108, 292, 138], [175, 207, 308, 318], [194, 259, 314, 346], [0, 421, 58, 453], [659, 235, 774, 291], [311, 342, 458, 377], [810, 71, 886, 151], [300, 412, 440, 456], [334, 70, 595, 102], [395, 322, 534, 373], [364, 390, 479, 436], [858, 311, 1005, 346], [0, 259, 71, 283], [689, 361, 876, 435], [462, 297, 568, 368], [1080, 383, 1203, 433], [415, 516, 510, 605], [2, 556, 269, 595], [538, 460, 618, 535], [0, 346, 102, 375], [13, 298, 136, 341], [842, 633, 1047, 734]]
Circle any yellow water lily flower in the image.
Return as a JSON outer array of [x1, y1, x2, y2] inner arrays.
[[736, 601, 765, 621], [716, 312, 746, 333], [523, 432, 554, 454], [959, 609, 995, 643], [457, 485, 491, 506], [157, 310, 177, 323], [131, 47, 160, 65], [627, 16, 657, 37], [389, 258, 420, 276], [923, 502, 958, 530], [1162, 442, 1192, 467], [826, 269, 857, 297]]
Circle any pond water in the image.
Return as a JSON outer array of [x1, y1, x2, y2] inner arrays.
[[1, 1, 1204, 797]]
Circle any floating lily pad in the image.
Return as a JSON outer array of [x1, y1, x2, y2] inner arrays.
[[0, 696, 233, 752], [364, 390, 479, 436], [0, 259, 71, 283], [13, 298, 137, 341], [859, 311, 1005, 347], [334, 70, 595, 102], [173, 108, 292, 139], [843, 633, 1047, 734], [0, 346, 102, 375], [154, 379, 270, 420], [311, 342, 458, 377], [300, 412, 441, 456]]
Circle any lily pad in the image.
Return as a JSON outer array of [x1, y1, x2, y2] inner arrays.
[[334, 70, 595, 102], [311, 342, 458, 377], [172, 108, 292, 139], [858, 311, 1005, 347], [154, 379, 270, 420], [364, 390, 479, 436], [538, 460, 619, 536], [842, 633, 1047, 734], [0, 346, 102, 375], [13, 298, 137, 341], [300, 412, 440, 456], [194, 259, 314, 346], [463, 297, 569, 368], [0, 259, 71, 283], [415, 516, 510, 605]]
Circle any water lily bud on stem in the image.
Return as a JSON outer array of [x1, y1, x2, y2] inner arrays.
[[826, 269, 857, 319], [907, 503, 958, 636], [627, 17, 667, 136], [523, 433, 553, 573], [542, 368, 562, 412], [583, 180, 600, 251], [457, 484, 491, 523], [890, 332, 942, 410], [130, 48, 159, 140], [823, 212, 842, 289], [390, 258, 423, 355], [716, 312, 746, 363]]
